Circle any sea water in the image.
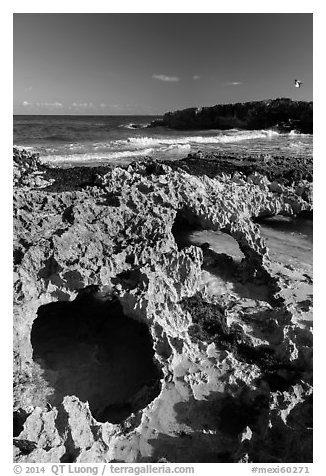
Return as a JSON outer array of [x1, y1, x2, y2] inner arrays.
[[13, 115, 313, 168]]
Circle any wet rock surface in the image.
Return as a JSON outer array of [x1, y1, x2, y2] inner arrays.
[[163, 151, 313, 186], [13, 149, 313, 463]]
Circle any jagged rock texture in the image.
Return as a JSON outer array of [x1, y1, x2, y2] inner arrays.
[[13, 150, 313, 463]]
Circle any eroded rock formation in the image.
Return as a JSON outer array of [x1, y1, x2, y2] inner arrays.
[[13, 149, 313, 463]]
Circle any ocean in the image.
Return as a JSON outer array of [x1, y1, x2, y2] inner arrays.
[[13, 115, 313, 168]]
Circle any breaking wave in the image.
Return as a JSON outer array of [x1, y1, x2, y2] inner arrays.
[[116, 130, 280, 148], [40, 148, 155, 166], [120, 123, 150, 130], [17, 126, 311, 168]]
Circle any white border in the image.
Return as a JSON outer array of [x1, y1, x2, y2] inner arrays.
[[2, 3, 323, 473]]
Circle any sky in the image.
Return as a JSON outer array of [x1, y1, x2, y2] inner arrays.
[[13, 13, 313, 115]]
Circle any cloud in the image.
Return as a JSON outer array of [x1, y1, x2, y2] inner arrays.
[[22, 101, 63, 108], [72, 102, 91, 108], [71, 102, 95, 109], [225, 81, 242, 86], [152, 74, 180, 82], [38, 102, 63, 108], [100, 103, 107, 108], [193, 75, 200, 80]]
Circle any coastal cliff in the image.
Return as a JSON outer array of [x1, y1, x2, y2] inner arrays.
[[13, 148, 313, 463], [150, 98, 312, 133]]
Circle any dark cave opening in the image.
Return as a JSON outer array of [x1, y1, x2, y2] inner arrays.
[[171, 210, 203, 251], [31, 289, 162, 424], [13, 409, 29, 437]]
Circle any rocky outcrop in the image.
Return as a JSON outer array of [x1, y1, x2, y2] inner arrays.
[[13, 150, 313, 463], [150, 98, 313, 133], [165, 151, 313, 190], [13, 148, 50, 188]]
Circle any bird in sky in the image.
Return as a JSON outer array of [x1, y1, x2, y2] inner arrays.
[[294, 79, 303, 88]]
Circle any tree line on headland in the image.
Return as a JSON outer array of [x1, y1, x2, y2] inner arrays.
[[149, 98, 312, 133]]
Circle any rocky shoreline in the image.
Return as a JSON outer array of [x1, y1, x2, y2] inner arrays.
[[149, 98, 313, 134], [13, 148, 313, 463]]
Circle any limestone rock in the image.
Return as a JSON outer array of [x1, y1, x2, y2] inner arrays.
[[13, 149, 313, 463]]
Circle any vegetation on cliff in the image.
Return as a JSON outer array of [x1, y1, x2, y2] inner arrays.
[[151, 98, 312, 133]]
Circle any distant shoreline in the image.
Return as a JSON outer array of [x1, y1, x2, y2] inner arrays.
[[149, 98, 313, 134]]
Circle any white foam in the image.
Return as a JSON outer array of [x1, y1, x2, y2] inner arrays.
[[55, 130, 280, 157], [40, 147, 154, 165], [113, 130, 280, 149], [165, 143, 192, 151], [13, 144, 36, 152], [288, 130, 309, 137], [120, 123, 150, 130]]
